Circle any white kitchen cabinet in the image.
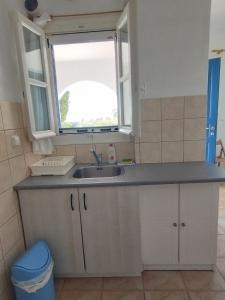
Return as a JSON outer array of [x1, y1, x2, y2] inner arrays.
[[19, 189, 85, 275], [140, 183, 219, 269], [79, 186, 142, 274], [140, 185, 179, 266], [180, 183, 219, 265]]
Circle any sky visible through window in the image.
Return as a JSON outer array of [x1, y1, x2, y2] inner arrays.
[[53, 41, 118, 128]]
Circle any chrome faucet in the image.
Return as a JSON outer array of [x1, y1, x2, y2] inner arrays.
[[90, 148, 102, 167]]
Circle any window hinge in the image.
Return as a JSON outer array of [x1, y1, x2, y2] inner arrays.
[[47, 38, 50, 48], [114, 32, 118, 41]]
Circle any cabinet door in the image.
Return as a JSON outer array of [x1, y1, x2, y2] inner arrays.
[[19, 189, 84, 275], [180, 183, 219, 265], [79, 187, 141, 274], [140, 185, 179, 265]]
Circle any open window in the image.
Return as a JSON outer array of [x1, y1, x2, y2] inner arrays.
[[15, 3, 133, 139], [49, 31, 119, 134], [116, 3, 133, 134], [15, 13, 55, 140]]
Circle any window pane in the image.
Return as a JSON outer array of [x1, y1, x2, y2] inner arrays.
[[53, 41, 118, 128], [120, 22, 129, 76], [23, 26, 45, 81], [122, 79, 132, 126], [30, 85, 50, 131]]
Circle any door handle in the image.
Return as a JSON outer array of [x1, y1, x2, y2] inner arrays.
[[70, 193, 75, 211], [83, 193, 87, 210], [181, 222, 186, 227], [173, 222, 177, 227]]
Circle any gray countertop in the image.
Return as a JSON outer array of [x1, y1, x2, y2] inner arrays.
[[14, 162, 225, 190]]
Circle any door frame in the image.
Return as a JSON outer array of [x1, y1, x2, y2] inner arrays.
[[206, 57, 221, 163]]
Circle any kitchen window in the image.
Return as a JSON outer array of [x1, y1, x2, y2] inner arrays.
[[15, 3, 133, 140], [50, 31, 119, 134]]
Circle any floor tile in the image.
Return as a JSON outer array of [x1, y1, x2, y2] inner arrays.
[[143, 271, 185, 290], [218, 218, 225, 234], [216, 259, 225, 279], [181, 271, 225, 291], [145, 291, 189, 300], [55, 278, 64, 292], [189, 291, 225, 300], [102, 291, 144, 300], [59, 290, 101, 300], [217, 236, 225, 258], [63, 277, 103, 291], [103, 277, 143, 290]]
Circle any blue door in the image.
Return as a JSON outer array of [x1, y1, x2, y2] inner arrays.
[[206, 58, 221, 163]]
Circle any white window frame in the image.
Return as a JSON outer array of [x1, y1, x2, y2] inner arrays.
[[49, 30, 120, 134], [116, 3, 133, 135], [15, 13, 56, 140]]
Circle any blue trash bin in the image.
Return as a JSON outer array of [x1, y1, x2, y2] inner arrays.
[[11, 241, 55, 300]]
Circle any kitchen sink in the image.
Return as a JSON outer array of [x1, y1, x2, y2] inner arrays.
[[73, 165, 124, 179]]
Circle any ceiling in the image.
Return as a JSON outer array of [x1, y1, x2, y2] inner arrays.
[[36, 0, 124, 15]]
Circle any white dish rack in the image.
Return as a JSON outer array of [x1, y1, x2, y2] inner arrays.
[[30, 156, 75, 176]]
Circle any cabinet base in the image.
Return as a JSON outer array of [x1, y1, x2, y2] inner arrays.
[[143, 264, 216, 271]]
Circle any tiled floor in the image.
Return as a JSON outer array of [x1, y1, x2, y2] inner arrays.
[[55, 184, 225, 300], [55, 272, 225, 300]]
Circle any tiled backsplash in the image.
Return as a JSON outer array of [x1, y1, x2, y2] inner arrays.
[[54, 142, 135, 164], [54, 96, 206, 164], [135, 95, 206, 163], [0, 101, 41, 299]]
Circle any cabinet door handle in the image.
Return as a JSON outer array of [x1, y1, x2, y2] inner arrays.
[[83, 193, 87, 210], [173, 222, 177, 227], [70, 194, 75, 211], [181, 222, 186, 227]]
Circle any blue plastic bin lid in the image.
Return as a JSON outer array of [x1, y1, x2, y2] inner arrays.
[[11, 241, 52, 281]]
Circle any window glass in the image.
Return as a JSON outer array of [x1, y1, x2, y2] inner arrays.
[[122, 80, 132, 126], [30, 85, 50, 130], [120, 22, 129, 76], [23, 26, 45, 81], [53, 40, 118, 129]]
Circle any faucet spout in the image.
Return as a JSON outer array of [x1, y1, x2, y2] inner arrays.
[[90, 148, 102, 166]]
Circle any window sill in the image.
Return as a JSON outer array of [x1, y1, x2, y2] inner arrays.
[[53, 132, 132, 146]]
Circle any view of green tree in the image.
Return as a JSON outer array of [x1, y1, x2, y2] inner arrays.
[[59, 91, 70, 123]]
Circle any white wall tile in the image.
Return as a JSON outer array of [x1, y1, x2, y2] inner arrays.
[[0, 215, 21, 256], [142, 99, 161, 121], [0, 132, 7, 162], [184, 118, 206, 140], [0, 102, 22, 130], [9, 155, 27, 185], [0, 189, 17, 227], [141, 121, 161, 142], [162, 120, 183, 141], [5, 130, 23, 158], [140, 142, 161, 163], [0, 161, 12, 194], [184, 95, 206, 118], [161, 97, 184, 120], [162, 142, 183, 162], [184, 140, 205, 162]]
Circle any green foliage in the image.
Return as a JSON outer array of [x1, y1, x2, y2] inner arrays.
[[59, 91, 70, 123]]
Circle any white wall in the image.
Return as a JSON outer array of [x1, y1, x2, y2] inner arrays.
[[137, 0, 211, 99], [209, 0, 225, 143], [56, 59, 116, 94], [0, 0, 25, 101], [37, 0, 124, 15]]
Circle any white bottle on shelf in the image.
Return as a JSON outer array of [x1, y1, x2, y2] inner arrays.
[[107, 144, 117, 164]]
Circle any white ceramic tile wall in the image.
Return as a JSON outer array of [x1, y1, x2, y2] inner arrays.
[[0, 101, 41, 299], [139, 96, 206, 163]]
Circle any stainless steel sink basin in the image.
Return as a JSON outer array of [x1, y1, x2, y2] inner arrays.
[[73, 165, 124, 179]]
